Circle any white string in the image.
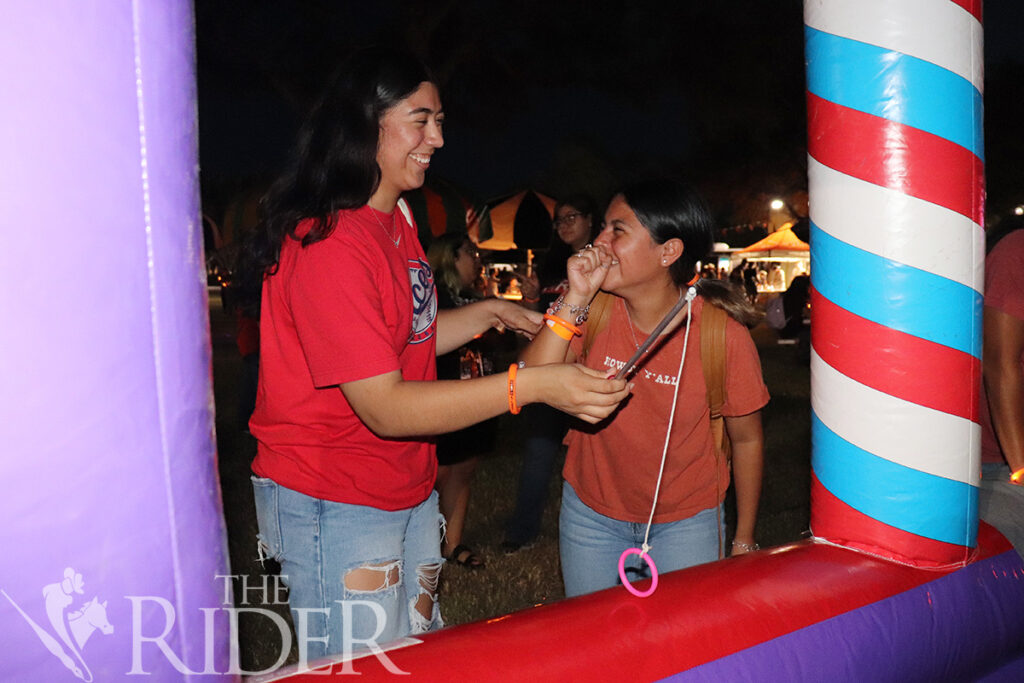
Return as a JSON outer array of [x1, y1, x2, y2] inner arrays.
[[640, 285, 698, 556]]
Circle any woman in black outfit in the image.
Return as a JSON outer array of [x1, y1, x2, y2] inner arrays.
[[502, 195, 599, 552]]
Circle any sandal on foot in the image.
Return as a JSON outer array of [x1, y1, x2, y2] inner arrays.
[[447, 544, 486, 569]]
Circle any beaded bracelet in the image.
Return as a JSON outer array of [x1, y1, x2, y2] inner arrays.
[[543, 313, 581, 340], [546, 294, 591, 326], [507, 363, 521, 415], [731, 541, 759, 552]]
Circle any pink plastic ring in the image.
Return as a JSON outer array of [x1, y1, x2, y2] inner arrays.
[[618, 548, 659, 598]]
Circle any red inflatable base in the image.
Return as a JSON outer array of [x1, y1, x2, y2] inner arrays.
[[271, 524, 1019, 680]]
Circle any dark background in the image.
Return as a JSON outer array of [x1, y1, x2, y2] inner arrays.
[[195, 1, 1023, 231], [197, 5, 1022, 666]]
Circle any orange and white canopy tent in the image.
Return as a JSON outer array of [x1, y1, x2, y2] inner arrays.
[[472, 189, 557, 251], [737, 224, 809, 256], [731, 223, 809, 288]]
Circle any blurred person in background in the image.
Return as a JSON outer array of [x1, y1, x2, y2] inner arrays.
[[502, 195, 600, 553], [979, 217, 1024, 557], [428, 233, 497, 568]]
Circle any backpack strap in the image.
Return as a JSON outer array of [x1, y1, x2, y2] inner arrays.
[[580, 291, 615, 362], [700, 301, 731, 461]]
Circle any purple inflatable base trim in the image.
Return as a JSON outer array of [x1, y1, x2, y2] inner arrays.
[[978, 656, 1024, 682], [662, 550, 1024, 682]]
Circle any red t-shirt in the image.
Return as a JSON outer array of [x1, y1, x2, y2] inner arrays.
[[566, 296, 770, 523], [250, 203, 438, 509], [236, 313, 259, 358], [980, 230, 1024, 465]]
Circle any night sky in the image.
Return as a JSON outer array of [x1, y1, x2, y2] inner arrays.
[[196, 1, 1023, 227]]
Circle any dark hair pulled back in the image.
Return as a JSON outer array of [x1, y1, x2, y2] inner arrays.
[[619, 178, 759, 326]]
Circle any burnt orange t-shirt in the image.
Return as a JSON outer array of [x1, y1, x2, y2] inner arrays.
[[566, 296, 769, 523]]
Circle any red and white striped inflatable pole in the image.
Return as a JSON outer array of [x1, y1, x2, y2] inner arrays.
[[805, 0, 985, 567]]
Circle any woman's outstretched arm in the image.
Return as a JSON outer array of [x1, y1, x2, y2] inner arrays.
[[340, 364, 629, 438], [434, 298, 543, 356]]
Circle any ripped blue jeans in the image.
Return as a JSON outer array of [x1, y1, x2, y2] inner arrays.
[[251, 477, 444, 660]]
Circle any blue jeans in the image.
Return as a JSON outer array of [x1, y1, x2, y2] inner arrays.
[[559, 481, 723, 597], [979, 463, 1024, 561], [251, 477, 444, 660], [504, 404, 567, 545], [982, 463, 1011, 482]]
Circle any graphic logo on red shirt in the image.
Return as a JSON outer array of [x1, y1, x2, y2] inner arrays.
[[409, 258, 436, 344]]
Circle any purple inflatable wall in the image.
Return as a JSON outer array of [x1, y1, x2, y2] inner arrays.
[[0, 1, 231, 679]]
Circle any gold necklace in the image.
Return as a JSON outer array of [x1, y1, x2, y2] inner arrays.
[[371, 207, 401, 247]]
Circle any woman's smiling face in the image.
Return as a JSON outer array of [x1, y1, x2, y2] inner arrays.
[[375, 81, 444, 203], [593, 195, 668, 293]]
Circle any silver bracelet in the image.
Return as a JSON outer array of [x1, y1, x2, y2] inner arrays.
[[546, 294, 590, 326], [731, 541, 759, 552]]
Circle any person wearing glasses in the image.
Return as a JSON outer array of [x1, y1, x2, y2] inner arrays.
[[503, 195, 600, 553], [237, 48, 629, 656]]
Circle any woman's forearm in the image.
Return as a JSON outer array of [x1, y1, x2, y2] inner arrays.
[[340, 364, 629, 438], [983, 306, 1024, 473], [725, 412, 764, 545], [520, 289, 594, 366], [435, 298, 543, 356], [434, 300, 498, 356], [341, 371, 510, 436]]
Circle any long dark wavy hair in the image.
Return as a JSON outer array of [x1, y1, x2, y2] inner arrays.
[[619, 178, 760, 326], [234, 47, 434, 312]]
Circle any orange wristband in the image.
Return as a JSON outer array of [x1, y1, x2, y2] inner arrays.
[[543, 313, 581, 339], [1011, 466, 1024, 484], [507, 363, 521, 415]]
